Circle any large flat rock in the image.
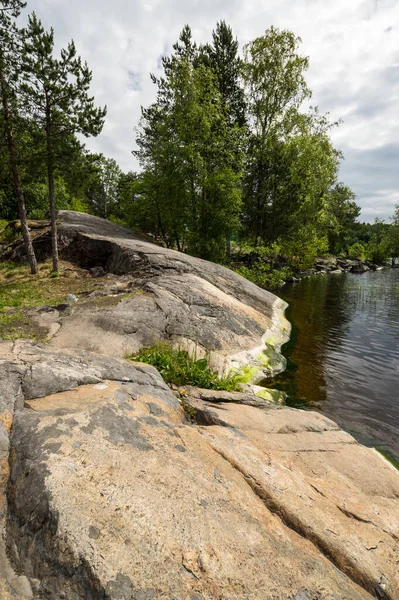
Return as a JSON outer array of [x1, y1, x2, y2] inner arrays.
[[185, 395, 399, 599], [1, 342, 398, 599], [36, 211, 290, 380]]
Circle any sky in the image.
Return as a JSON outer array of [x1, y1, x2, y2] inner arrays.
[[24, 0, 399, 222]]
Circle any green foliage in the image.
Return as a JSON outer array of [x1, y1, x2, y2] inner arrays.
[[0, 218, 8, 240], [134, 26, 246, 261], [327, 183, 360, 253], [365, 238, 390, 264], [240, 27, 356, 256], [0, 219, 18, 242], [205, 20, 246, 128], [129, 342, 242, 391], [281, 231, 329, 271], [20, 13, 107, 141], [235, 264, 291, 289], [2, 14, 362, 280], [335, 212, 399, 265], [25, 177, 71, 215], [232, 242, 289, 288], [232, 231, 328, 289], [87, 155, 122, 218], [387, 205, 399, 259], [347, 242, 366, 260], [69, 196, 90, 213]]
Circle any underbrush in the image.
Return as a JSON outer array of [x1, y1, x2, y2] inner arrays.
[[230, 242, 297, 289], [234, 264, 292, 289], [128, 342, 242, 391], [0, 220, 19, 244]]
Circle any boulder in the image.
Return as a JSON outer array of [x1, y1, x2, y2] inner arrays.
[[26, 211, 290, 383], [315, 257, 337, 268], [350, 262, 370, 274], [2, 342, 398, 599]]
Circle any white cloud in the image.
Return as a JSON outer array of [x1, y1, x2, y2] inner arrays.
[[24, 0, 399, 221]]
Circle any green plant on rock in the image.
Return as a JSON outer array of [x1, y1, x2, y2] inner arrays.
[[128, 342, 242, 391]]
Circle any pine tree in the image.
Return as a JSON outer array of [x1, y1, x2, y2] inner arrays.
[[0, 0, 38, 273], [205, 21, 247, 255], [20, 13, 106, 271], [207, 21, 246, 128]]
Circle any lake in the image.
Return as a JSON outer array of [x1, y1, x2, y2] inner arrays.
[[265, 268, 399, 463]]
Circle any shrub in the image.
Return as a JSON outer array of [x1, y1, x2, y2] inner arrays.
[[128, 342, 242, 391], [280, 233, 329, 271], [28, 209, 47, 220], [0, 221, 19, 244], [347, 242, 366, 260], [365, 240, 390, 264], [235, 264, 290, 289]]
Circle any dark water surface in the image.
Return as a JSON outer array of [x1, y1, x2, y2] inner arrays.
[[265, 268, 399, 462]]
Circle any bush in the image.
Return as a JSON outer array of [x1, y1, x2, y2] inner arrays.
[[231, 242, 291, 288], [69, 197, 91, 213], [280, 233, 328, 271], [128, 342, 242, 391], [235, 264, 290, 289], [0, 220, 19, 244], [365, 240, 390, 264], [347, 242, 366, 260], [28, 209, 47, 220], [0, 219, 9, 242]]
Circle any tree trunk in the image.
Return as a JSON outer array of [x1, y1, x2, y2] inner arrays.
[[45, 105, 59, 272], [0, 66, 38, 274], [226, 236, 231, 260]]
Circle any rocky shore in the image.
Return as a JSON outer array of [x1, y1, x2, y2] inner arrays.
[[287, 257, 386, 283], [0, 212, 398, 600]]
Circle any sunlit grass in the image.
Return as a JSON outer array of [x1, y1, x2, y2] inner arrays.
[[128, 342, 243, 391]]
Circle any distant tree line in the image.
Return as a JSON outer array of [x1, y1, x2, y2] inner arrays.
[[1, 3, 398, 281]]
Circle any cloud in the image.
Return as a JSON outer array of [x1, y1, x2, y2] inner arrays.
[[127, 71, 141, 91], [338, 143, 399, 220], [24, 0, 399, 221]]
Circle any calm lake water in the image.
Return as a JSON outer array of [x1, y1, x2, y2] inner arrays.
[[265, 268, 399, 462]]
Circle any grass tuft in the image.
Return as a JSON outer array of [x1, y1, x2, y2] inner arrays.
[[128, 342, 242, 391]]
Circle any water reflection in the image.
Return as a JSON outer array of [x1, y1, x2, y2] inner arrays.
[[265, 269, 399, 461]]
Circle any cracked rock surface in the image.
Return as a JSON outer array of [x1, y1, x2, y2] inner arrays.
[[1, 341, 398, 599]]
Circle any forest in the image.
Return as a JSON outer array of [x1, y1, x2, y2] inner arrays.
[[1, 0, 399, 285]]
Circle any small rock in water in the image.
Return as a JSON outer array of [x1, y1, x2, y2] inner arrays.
[[66, 294, 78, 303]]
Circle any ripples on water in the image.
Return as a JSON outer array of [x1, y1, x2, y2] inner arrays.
[[264, 269, 399, 461]]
